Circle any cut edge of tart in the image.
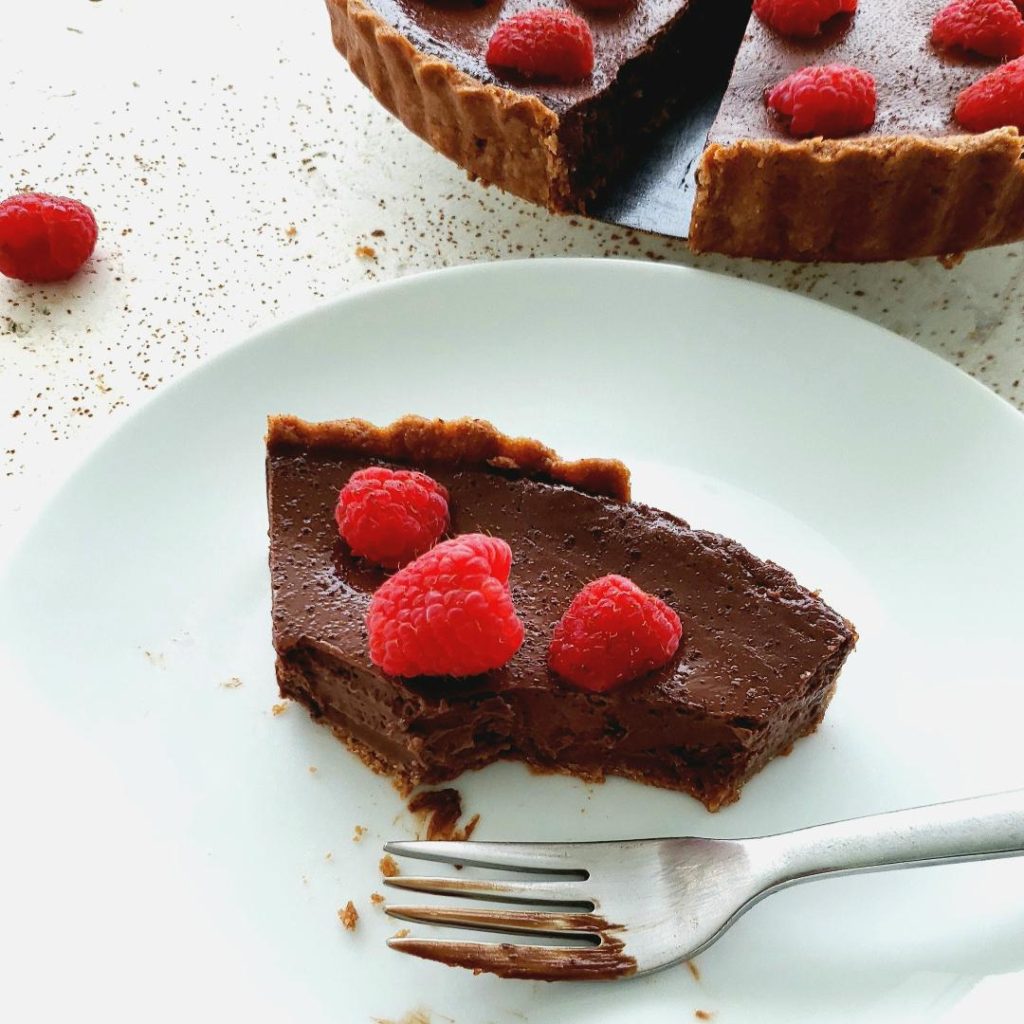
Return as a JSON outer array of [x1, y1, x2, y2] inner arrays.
[[267, 414, 858, 810]]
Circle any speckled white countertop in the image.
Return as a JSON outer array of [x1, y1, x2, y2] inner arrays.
[[3, 0, 1023, 555]]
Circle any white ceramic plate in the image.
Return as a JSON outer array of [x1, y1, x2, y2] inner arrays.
[[2, 260, 1023, 1024]]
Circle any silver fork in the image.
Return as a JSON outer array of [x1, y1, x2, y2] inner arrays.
[[383, 789, 1024, 981]]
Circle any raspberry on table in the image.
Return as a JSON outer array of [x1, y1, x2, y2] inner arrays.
[[932, 0, 1024, 60], [767, 64, 876, 138], [547, 574, 682, 693], [955, 55, 1024, 131], [0, 192, 98, 284], [335, 466, 449, 568], [367, 534, 525, 678], [753, 0, 857, 38], [486, 9, 595, 84]]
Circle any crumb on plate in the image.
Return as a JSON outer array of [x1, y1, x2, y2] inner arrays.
[[338, 901, 359, 930]]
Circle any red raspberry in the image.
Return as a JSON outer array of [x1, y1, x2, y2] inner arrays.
[[335, 466, 449, 568], [767, 64, 876, 138], [486, 9, 594, 83], [548, 575, 682, 693], [367, 534, 525, 678], [932, 0, 1024, 59], [0, 193, 98, 284], [955, 56, 1024, 131], [753, 0, 856, 38]]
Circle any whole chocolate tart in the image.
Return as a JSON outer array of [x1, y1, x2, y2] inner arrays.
[[324, 0, 1024, 261], [266, 414, 856, 810]]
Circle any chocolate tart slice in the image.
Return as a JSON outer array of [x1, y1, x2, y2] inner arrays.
[[267, 414, 856, 811], [689, 1, 1024, 261]]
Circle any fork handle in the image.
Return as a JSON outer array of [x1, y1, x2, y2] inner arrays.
[[759, 788, 1024, 886]]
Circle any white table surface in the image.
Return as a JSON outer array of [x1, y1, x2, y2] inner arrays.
[[3, 0, 1024, 557]]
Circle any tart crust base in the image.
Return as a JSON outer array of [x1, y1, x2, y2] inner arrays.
[[690, 129, 1024, 262], [267, 413, 632, 501]]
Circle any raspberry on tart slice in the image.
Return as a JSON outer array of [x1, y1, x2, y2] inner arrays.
[[548, 575, 682, 692], [367, 534, 525, 678], [767, 64, 876, 138], [335, 466, 449, 568]]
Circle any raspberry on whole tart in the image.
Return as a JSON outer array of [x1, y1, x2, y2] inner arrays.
[[367, 534, 525, 678], [548, 574, 682, 692], [932, 0, 1024, 60], [753, 0, 857, 38], [486, 9, 595, 83], [0, 192, 98, 284], [954, 55, 1024, 131], [335, 466, 449, 568], [767, 64, 876, 138]]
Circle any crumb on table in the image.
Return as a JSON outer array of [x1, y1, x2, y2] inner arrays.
[[353, 825, 367, 843], [380, 854, 400, 878], [338, 901, 359, 931], [271, 701, 288, 716]]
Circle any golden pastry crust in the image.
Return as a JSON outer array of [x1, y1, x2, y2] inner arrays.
[[325, 0, 570, 209], [266, 414, 632, 501], [689, 129, 1024, 262]]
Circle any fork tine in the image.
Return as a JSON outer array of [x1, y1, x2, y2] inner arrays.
[[383, 874, 592, 906], [385, 904, 603, 938], [387, 936, 638, 981], [384, 840, 587, 873]]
